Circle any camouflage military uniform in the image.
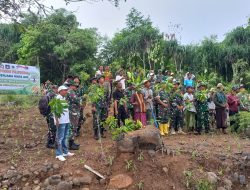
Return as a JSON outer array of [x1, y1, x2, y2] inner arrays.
[[169, 89, 184, 131], [66, 89, 81, 139], [76, 86, 87, 135], [46, 90, 57, 148], [196, 93, 209, 133], [237, 92, 250, 111], [125, 88, 134, 119], [157, 90, 169, 124], [92, 85, 109, 138]]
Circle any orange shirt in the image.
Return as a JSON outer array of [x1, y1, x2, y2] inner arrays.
[[104, 71, 112, 81]]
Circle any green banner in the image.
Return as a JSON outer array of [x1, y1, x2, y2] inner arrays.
[[0, 63, 40, 95]]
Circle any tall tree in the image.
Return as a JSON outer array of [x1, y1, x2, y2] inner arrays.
[[17, 9, 100, 83]]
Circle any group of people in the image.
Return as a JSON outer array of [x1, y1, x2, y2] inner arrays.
[[95, 67, 249, 136], [41, 66, 250, 161]]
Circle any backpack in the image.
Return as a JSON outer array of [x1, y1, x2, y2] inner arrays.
[[38, 94, 51, 116]]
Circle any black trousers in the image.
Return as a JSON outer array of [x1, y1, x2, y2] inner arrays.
[[46, 114, 56, 145], [115, 107, 128, 127]]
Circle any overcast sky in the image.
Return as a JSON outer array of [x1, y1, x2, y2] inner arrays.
[[44, 0, 250, 44]]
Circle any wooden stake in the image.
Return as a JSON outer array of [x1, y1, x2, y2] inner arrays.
[[84, 164, 105, 179]]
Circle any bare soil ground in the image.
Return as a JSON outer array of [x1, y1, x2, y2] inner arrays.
[[0, 105, 249, 190]]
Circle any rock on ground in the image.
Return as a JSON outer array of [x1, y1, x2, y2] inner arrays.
[[207, 172, 219, 184], [223, 178, 232, 190], [48, 175, 62, 186], [72, 175, 92, 186], [117, 126, 162, 153], [56, 181, 72, 190], [108, 174, 133, 189]]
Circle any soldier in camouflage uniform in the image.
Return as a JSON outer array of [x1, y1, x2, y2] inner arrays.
[[89, 77, 99, 140], [46, 85, 58, 148], [237, 84, 250, 112], [66, 80, 81, 150], [169, 80, 185, 135], [156, 87, 169, 136], [125, 83, 135, 119], [74, 76, 87, 136], [195, 82, 210, 134], [92, 75, 109, 139]]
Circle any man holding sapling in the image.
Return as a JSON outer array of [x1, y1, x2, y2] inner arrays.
[[54, 86, 74, 162], [169, 80, 185, 134], [91, 75, 109, 139], [195, 82, 210, 134]]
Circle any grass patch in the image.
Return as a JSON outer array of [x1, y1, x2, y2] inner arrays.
[[0, 94, 40, 108]]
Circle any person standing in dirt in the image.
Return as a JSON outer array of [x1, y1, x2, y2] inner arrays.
[[195, 82, 210, 134], [66, 81, 81, 150], [125, 82, 135, 119], [113, 82, 128, 127], [208, 88, 216, 130], [169, 80, 185, 135], [104, 66, 113, 106], [90, 77, 100, 140], [95, 66, 104, 77], [142, 80, 154, 125], [54, 85, 74, 161], [115, 69, 126, 90], [156, 69, 164, 83], [45, 85, 58, 149], [183, 86, 196, 133], [227, 86, 240, 131], [155, 84, 170, 136], [92, 75, 108, 139], [237, 84, 250, 112], [74, 76, 87, 137], [130, 88, 147, 126], [184, 72, 195, 88], [214, 83, 228, 134]]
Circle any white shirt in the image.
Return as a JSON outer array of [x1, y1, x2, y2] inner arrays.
[[183, 93, 196, 112], [95, 70, 103, 77], [208, 93, 216, 110], [115, 75, 126, 90], [141, 87, 153, 110], [54, 94, 70, 124]]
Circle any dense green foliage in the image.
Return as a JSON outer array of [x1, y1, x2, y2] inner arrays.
[[99, 9, 250, 86], [48, 98, 69, 118], [103, 116, 143, 140], [0, 8, 249, 86]]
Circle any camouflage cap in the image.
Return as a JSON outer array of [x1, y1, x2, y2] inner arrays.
[[173, 79, 180, 85]]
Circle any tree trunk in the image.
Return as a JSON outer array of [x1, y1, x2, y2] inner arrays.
[[63, 62, 66, 83], [143, 52, 146, 77]]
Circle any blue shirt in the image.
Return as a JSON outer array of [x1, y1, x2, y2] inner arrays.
[[184, 79, 194, 87]]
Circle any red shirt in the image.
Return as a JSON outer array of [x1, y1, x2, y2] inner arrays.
[[227, 94, 240, 113]]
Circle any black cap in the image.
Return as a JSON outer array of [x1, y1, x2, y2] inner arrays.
[[96, 74, 105, 81], [90, 77, 97, 81]]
